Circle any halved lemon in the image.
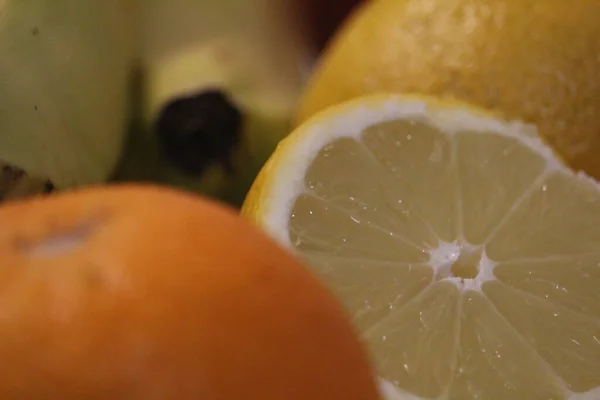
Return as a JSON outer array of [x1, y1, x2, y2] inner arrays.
[[242, 94, 600, 400]]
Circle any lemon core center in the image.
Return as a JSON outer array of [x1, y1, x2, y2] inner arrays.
[[450, 248, 481, 280]]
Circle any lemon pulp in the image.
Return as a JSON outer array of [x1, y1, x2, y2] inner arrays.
[[282, 115, 600, 399]]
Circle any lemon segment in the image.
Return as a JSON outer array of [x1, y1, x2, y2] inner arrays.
[[242, 94, 600, 400]]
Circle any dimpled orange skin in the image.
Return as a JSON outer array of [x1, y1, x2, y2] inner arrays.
[[0, 184, 379, 400], [297, 0, 600, 178]]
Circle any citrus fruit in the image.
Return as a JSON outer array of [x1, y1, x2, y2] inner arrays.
[[296, 0, 600, 179], [0, 184, 379, 399], [242, 94, 600, 400]]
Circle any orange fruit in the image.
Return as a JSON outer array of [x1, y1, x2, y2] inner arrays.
[[0, 184, 379, 399]]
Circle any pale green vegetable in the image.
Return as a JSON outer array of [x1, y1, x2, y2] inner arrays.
[[114, 0, 314, 207], [0, 0, 137, 198]]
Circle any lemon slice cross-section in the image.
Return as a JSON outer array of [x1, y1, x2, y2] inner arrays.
[[242, 94, 600, 400]]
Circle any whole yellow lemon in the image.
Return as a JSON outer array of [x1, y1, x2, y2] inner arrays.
[[297, 0, 600, 178]]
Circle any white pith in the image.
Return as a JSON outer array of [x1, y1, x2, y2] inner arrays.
[[254, 95, 600, 400]]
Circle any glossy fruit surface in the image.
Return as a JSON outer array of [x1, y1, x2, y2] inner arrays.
[[244, 94, 600, 399], [0, 184, 379, 400], [297, 0, 600, 179]]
